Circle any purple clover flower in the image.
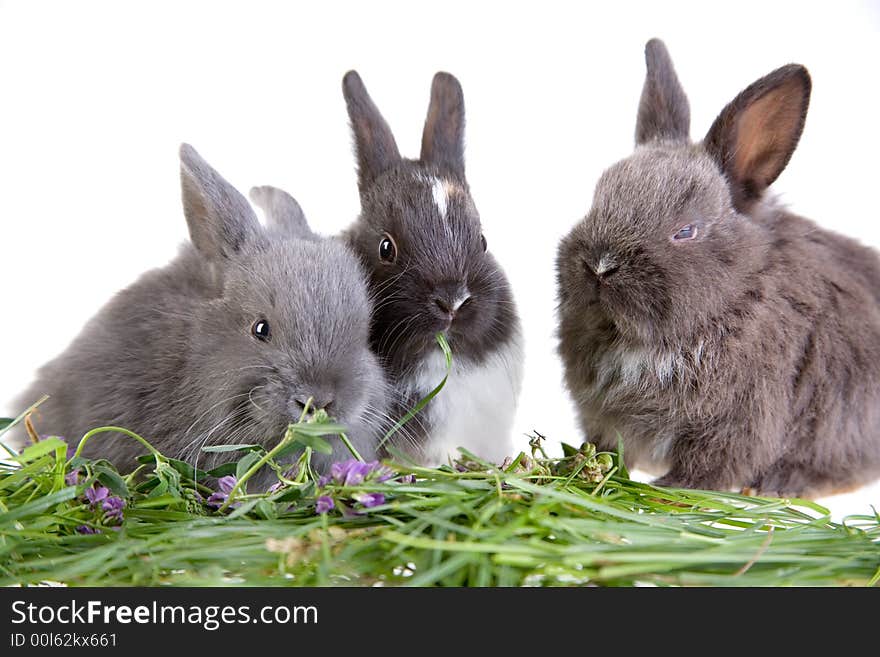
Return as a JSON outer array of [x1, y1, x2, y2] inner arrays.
[[315, 496, 335, 514], [397, 474, 416, 484], [76, 525, 99, 535], [206, 493, 225, 508], [314, 459, 399, 514], [85, 485, 109, 506], [102, 496, 126, 522], [330, 459, 372, 486], [217, 475, 237, 494], [329, 459, 395, 486], [207, 475, 238, 509], [351, 492, 385, 508]]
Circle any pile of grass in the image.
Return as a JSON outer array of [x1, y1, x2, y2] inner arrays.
[[1, 411, 878, 587]]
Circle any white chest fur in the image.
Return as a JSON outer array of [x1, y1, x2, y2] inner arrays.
[[401, 334, 524, 466]]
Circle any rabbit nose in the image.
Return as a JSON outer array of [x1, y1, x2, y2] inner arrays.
[[432, 288, 471, 322], [434, 297, 453, 316], [291, 395, 334, 418]]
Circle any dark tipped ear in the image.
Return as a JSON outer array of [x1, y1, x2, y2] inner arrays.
[[249, 185, 316, 240], [703, 64, 811, 209], [420, 71, 465, 175], [179, 144, 263, 262], [636, 39, 691, 145], [342, 71, 401, 194]]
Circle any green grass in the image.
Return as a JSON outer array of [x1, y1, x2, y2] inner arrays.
[[1, 419, 878, 587], [1, 334, 878, 587]]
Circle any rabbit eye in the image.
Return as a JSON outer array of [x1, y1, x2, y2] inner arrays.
[[672, 224, 697, 241], [379, 233, 397, 264], [480, 234, 487, 252], [251, 319, 271, 342]]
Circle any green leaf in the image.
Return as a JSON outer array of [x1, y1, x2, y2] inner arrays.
[[137, 454, 211, 481], [14, 437, 67, 465], [206, 462, 238, 478], [291, 433, 333, 455], [201, 443, 261, 453], [560, 442, 580, 458], [272, 484, 309, 503], [134, 476, 159, 493], [271, 440, 305, 461], [226, 498, 262, 519], [95, 466, 129, 497], [236, 452, 264, 482], [153, 461, 184, 499], [253, 499, 277, 520], [146, 479, 169, 498], [290, 423, 348, 437], [615, 435, 629, 480], [168, 458, 209, 482]]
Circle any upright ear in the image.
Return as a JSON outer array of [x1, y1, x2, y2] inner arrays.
[[636, 39, 691, 145], [703, 64, 811, 209], [249, 185, 316, 240], [342, 71, 401, 194], [179, 144, 263, 262], [420, 71, 465, 176]]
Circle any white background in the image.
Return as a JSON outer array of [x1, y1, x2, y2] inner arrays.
[[1, 1, 878, 518]]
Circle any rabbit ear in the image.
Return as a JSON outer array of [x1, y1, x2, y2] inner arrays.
[[179, 144, 263, 262], [420, 71, 465, 175], [342, 71, 401, 194], [704, 64, 811, 209], [635, 39, 691, 145], [249, 185, 315, 240]]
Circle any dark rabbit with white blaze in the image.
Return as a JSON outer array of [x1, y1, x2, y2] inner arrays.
[[341, 70, 524, 465], [557, 39, 880, 497], [13, 145, 389, 488]]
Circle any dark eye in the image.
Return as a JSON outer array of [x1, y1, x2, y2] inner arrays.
[[252, 319, 271, 342], [672, 224, 697, 241], [378, 233, 397, 264], [480, 234, 487, 252]]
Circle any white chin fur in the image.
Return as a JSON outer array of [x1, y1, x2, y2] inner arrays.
[[401, 332, 524, 466]]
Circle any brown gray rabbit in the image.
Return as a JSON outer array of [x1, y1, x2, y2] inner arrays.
[[12, 145, 389, 489], [557, 39, 880, 497]]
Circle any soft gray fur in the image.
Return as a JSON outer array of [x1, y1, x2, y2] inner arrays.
[[557, 39, 880, 497], [12, 145, 389, 490]]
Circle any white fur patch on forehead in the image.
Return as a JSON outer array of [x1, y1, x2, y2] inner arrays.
[[416, 174, 459, 220], [431, 178, 448, 219]]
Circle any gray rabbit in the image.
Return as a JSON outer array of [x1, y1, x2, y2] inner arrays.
[[340, 71, 524, 465], [12, 145, 389, 488], [557, 39, 880, 497]]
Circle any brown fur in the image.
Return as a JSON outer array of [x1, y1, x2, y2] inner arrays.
[[556, 39, 880, 497]]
